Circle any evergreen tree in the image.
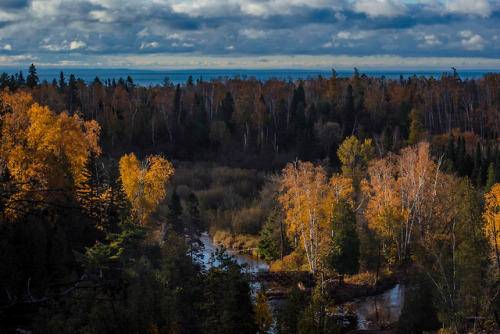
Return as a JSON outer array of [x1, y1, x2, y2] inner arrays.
[[186, 191, 201, 227], [59, 71, 66, 91], [104, 159, 128, 232], [341, 84, 355, 136], [326, 199, 360, 275], [167, 188, 183, 234], [202, 248, 257, 334], [26, 64, 39, 88], [446, 132, 456, 170], [221, 91, 235, 133], [472, 142, 482, 187], [77, 152, 104, 231], [16, 71, 25, 87], [297, 285, 340, 334], [397, 273, 440, 334], [276, 284, 307, 334], [485, 162, 498, 192]]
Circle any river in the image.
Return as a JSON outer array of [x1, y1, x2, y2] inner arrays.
[[199, 232, 405, 331], [199, 232, 269, 272], [338, 284, 405, 330]]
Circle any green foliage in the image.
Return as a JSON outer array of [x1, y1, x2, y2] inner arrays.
[[202, 247, 257, 334], [397, 273, 440, 334], [276, 283, 308, 334], [167, 187, 183, 234], [297, 285, 341, 334], [257, 211, 292, 261], [325, 199, 360, 275]]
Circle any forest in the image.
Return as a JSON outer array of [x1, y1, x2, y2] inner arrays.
[[1, 64, 500, 333]]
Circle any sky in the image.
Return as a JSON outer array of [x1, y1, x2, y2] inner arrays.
[[0, 0, 499, 70]]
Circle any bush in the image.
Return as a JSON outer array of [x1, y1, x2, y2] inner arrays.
[[232, 206, 266, 235]]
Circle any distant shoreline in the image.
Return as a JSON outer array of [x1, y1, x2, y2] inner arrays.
[[1, 67, 498, 86]]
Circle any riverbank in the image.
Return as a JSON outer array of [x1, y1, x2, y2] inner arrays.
[[211, 230, 260, 256], [328, 271, 403, 304]]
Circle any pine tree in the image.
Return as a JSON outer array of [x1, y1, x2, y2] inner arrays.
[[167, 188, 183, 235], [26, 64, 39, 88], [472, 142, 482, 187], [485, 162, 498, 193], [104, 159, 128, 232], [326, 199, 360, 275], [186, 192, 201, 227], [77, 152, 103, 229]]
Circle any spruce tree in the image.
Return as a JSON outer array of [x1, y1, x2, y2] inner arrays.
[[167, 188, 183, 235], [26, 64, 39, 88]]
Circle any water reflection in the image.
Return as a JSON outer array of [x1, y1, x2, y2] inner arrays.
[[199, 232, 269, 272], [344, 284, 405, 330], [199, 232, 404, 331]]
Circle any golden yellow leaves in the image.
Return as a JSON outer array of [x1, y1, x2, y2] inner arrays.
[[279, 160, 353, 273], [363, 142, 443, 262], [119, 153, 174, 225], [484, 183, 500, 268], [0, 91, 100, 220]]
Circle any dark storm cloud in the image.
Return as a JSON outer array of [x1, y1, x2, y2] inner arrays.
[[0, 0, 498, 66]]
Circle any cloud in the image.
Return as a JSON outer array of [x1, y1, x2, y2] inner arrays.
[[336, 30, 374, 40], [445, 0, 492, 17], [0, 0, 497, 67], [41, 40, 87, 51], [459, 31, 487, 50], [240, 29, 268, 39], [352, 0, 407, 18], [171, 42, 194, 48], [140, 41, 160, 49], [70, 41, 86, 50], [417, 34, 442, 47]]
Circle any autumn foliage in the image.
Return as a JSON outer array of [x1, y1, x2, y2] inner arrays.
[[119, 153, 174, 225], [0, 91, 100, 220], [279, 160, 353, 273]]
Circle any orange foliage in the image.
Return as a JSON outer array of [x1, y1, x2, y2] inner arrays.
[[483, 183, 500, 268], [119, 153, 174, 225], [363, 142, 444, 262], [0, 91, 100, 220], [279, 161, 353, 273]]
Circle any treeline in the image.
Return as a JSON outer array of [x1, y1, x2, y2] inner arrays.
[[2, 65, 499, 171]]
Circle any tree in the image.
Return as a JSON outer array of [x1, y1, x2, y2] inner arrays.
[[202, 248, 257, 334], [363, 142, 442, 263], [326, 199, 360, 275], [279, 161, 353, 274], [484, 183, 500, 270], [254, 288, 273, 334], [167, 187, 183, 234], [337, 135, 374, 189], [257, 211, 292, 261], [0, 91, 101, 220], [279, 161, 330, 274], [119, 153, 174, 225], [297, 285, 339, 334], [26, 63, 39, 88]]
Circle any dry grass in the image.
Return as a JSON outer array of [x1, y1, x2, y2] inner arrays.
[[345, 268, 393, 286], [211, 230, 259, 253]]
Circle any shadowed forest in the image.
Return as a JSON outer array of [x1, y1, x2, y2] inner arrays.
[[1, 65, 500, 333]]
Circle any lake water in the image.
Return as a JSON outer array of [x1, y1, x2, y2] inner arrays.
[[2, 68, 497, 87]]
